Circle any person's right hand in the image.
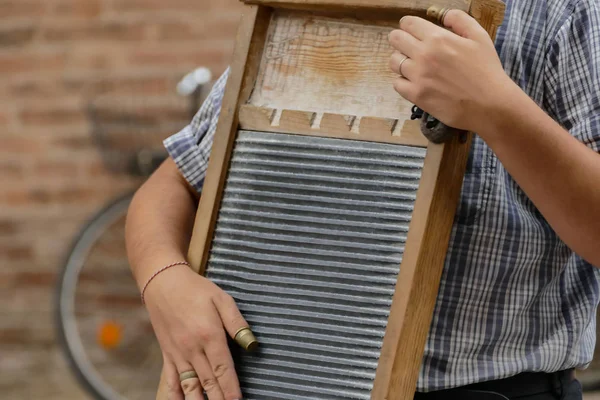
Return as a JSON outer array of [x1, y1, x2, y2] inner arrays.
[[144, 264, 249, 400]]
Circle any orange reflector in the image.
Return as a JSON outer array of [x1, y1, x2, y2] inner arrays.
[[98, 321, 122, 350]]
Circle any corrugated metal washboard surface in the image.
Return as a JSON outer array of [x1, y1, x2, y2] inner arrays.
[[205, 130, 426, 399]]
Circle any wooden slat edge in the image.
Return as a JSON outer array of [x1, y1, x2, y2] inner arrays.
[[373, 134, 472, 399], [239, 104, 429, 147], [242, 0, 471, 13], [186, 6, 272, 274], [469, 0, 506, 39]]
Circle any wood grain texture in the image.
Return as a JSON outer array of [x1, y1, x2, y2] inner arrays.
[[238, 104, 429, 146], [469, 0, 506, 39], [186, 5, 272, 275], [249, 10, 415, 122], [372, 135, 472, 399], [242, 0, 471, 13]]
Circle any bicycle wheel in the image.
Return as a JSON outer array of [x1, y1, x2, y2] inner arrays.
[[56, 191, 162, 400]]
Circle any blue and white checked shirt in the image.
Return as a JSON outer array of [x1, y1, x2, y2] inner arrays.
[[165, 0, 600, 392]]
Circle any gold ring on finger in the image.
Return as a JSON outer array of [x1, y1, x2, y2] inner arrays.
[[179, 370, 198, 382], [398, 55, 409, 78]]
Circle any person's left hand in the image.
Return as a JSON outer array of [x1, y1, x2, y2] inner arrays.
[[388, 11, 513, 134]]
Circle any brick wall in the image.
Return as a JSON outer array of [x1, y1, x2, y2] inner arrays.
[[0, 0, 242, 398]]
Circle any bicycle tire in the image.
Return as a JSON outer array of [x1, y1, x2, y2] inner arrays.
[[55, 191, 137, 400]]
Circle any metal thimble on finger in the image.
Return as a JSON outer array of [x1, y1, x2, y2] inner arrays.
[[234, 327, 258, 352]]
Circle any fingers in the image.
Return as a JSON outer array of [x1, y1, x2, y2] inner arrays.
[[212, 291, 249, 340], [388, 29, 420, 58], [443, 10, 489, 41], [172, 321, 241, 400], [203, 335, 242, 400], [399, 15, 440, 41], [393, 78, 417, 104], [389, 51, 416, 80], [164, 361, 184, 400], [176, 362, 205, 400], [191, 353, 225, 400]]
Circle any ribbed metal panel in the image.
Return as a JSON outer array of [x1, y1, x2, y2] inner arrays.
[[205, 130, 426, 399]]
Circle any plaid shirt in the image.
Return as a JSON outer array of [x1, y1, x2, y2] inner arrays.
[[165, 0, 600, 391]]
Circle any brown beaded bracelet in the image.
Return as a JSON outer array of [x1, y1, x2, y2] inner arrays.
[[140, 261, 190, 305]]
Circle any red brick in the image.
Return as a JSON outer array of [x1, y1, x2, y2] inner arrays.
[[50, 0, 103, 18], [84, 160, 109, 177], [129, 45, 233, 72], [0, 1, 46, 19], [0, 111, 9, 125], [34, 160, 79, 178], [0, 323, 54, 347], [0, 51, 66, 74], [151, 17, 240, 42], [152, 21, 203, 41], [0, 220, 18, 235], [64, 48, 124, 72], [78, 271, 111, 284], [0, 137, 42, 154], [64, 74, 173, 97], [55, 188, 101, 203], [42, 19, 147, 42], [50, 134, 94, 151], [91, 100, 189, 126], [94, 238, 127, 258], [12, 271, 57, 287], [94, 294, 140, 308], [19, 106, 86, 127], [111, 0, 240, 12], [0, 24, 36, 47], [9, 79, 66, 99], [0, 160, 26, 178], [3, 187, 105, 206], [0, 244, 33, 261], [3, 190, 40, 206], [0, 328, 30, 345]]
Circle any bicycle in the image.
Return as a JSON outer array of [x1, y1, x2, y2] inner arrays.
[[55, 67, 212, 400]]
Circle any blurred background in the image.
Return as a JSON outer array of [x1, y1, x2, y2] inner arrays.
[[1, 1, 600, 399], [0, 0, 241, 398]]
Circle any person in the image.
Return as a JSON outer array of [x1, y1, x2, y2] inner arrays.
[[125, 0, 600, 399]]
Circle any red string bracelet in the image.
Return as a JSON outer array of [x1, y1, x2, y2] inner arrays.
[[141, 261, 190, 305]]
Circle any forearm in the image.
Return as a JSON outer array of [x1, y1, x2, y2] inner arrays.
[[125, 158, 199, 289], [479, 82, 600, 265], [126, 160, 247, 400]]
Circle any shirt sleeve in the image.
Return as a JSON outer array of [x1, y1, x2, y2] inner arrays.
[[164, 68, 230, 193], [544, 1, 600, 152]]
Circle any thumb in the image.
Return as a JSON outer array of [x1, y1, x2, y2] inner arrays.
[[443, 10, 488, 41]]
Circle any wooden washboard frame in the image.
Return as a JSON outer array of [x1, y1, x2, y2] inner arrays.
[[157, 0, 505, 398]]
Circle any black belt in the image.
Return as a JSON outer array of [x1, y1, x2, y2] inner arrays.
[[415, 369, 576, 400]]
